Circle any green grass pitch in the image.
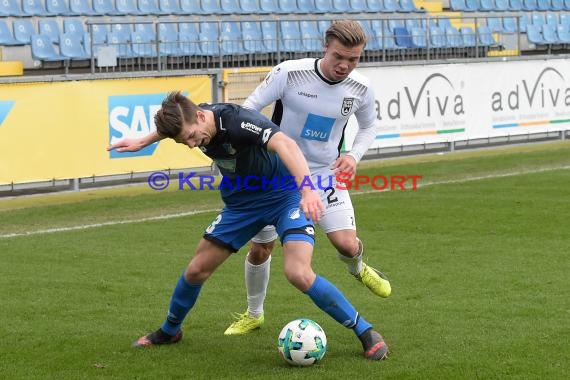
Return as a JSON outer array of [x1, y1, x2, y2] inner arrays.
[[1, 141, 569, 379]]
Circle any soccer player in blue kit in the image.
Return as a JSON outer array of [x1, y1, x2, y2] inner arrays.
[[107, 92, 388, 360]]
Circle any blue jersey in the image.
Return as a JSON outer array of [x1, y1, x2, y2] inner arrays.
[[198, 103, 293, 207]]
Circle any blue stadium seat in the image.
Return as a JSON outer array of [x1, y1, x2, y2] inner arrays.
[[464, 0, 479, 11], [429, 26, 447, 48], [93, 0, 121, 15], [560, 13, 570, 26], [557, 24, 570, 43], [300, 20, 321, 51], [0, 0, 24, 16], [138, 0, 162, 14], [350, 0, 369, 12], [220, 24, 245, 55], [202, 0, 225, 13], [479, 0, 496, 10], [31, 34, 66, 61], [116, 0, 143, 14], [200, 22, 219, 39], [545, 12, 558, 26], [502, 17, 518, 33], [180, 0, 207, 13], [261, 21, 278, 52], [450, 0, 466, 9], [107, 31, 134, 57], [22, 0, 48, 16], [131, 30, 156, 57], [494, 0, 509, 9], [241, 21, 263, 53], [445, 26, 464, 48], [532, 12, 546, 28], [459, 26, 477, 46], [411, 27, 427, 48], [393, 27, 414, 48], [63, 18, 85, 39], [477, 25, 498, 46], [436, 17, 452, 30], [279, 0, 299, 12], [239, 0, 261, 12], [199, 34, 219, 56], [388, 19, 405, 33], [39, 19, 61, 44], [536, 0, 551, 10], [111, 24, 133, 42], [508, 0, 523, 9], [69, 0, 97, 15], [160, 0, 183, 13], [318, 20, 331, 34], [487, 17, 503, 32], [13, 19, 36, 44], [178, 22, 200, 55], [383, 0, 401, 11], [157, 23, 181, 56], [135, 23, 156, 39], [46, 0, 73, 15], [314, 0, 334, 12], [366, 0, 384, 11], [522, 0, 538, 9], [280, 20, 302, 52], [0, 20, 22, 45], [297, 0, 317, 12], [221, 0, 243, 12], [541, 24, 560, 43], [405, 18, 421, 31], [519, 12, 531, 32], [550, 0, 563, 8], [59, 32, 90, 59], [257, 0, 278, 12], [525, 24, 544, 44], [381, 28, 399, 50], [400, 0, 423, 11], [332, 0, 354, 12], [89, 24, 109, 45]]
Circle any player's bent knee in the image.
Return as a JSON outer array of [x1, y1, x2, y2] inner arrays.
[[249, 242, 274, 264], [284, 270, 315, 292]]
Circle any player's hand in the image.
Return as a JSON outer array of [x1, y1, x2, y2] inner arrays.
[[107, 139, 145, 153], [300, 189, 325, 223], [332, 155, 357, 180]]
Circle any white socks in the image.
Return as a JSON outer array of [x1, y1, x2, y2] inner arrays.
[[337, 237, 364, 276], [245, 252, 271, 318]]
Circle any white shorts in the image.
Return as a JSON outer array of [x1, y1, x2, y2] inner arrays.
[[252, 168, 356, 243]]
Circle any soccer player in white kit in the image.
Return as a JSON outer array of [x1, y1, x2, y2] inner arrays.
[[225, 20, 392, 338]]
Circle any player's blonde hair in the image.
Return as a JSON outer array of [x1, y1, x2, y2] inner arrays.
[[325, 20, 367, 48], [154, 91, 200, 138]]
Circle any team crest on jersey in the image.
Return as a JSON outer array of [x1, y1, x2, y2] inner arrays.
[[288, 208, 301, 220], [341, 97, 355, 116]]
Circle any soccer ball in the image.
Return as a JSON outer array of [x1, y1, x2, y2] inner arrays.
[[277, 318, 327, 366]]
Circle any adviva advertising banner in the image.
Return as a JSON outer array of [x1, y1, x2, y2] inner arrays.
[[345, 59, 570, 150]]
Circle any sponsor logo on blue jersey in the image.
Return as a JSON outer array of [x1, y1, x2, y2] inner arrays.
[[108, 93, 177, 158], [301, 114, 335, 142]]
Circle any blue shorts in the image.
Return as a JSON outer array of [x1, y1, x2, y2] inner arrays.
[[203, 192, 315, 253]]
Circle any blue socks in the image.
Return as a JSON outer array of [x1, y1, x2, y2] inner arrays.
[[305, 275, 372, 337], [160, 274, 202, 336]]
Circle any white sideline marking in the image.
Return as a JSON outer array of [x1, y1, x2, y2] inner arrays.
[[1, 165, 569, 239]]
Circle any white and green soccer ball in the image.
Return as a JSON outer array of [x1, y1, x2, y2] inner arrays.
[[277, 318, 327, 366]]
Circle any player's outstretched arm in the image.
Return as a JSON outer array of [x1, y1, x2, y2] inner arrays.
[[107, 131, 164, 153], [267, 132, 324, 223]]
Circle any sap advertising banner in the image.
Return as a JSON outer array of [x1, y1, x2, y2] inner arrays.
[[345, 59, 570, 150], [0, 76, 212, 185]]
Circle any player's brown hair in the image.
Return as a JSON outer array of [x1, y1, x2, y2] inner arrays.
[[325, 20, 367, 48], [154, 91, 200, 138]]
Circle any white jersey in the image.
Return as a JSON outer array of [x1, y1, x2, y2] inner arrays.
[[244, 58, 378, 172]]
